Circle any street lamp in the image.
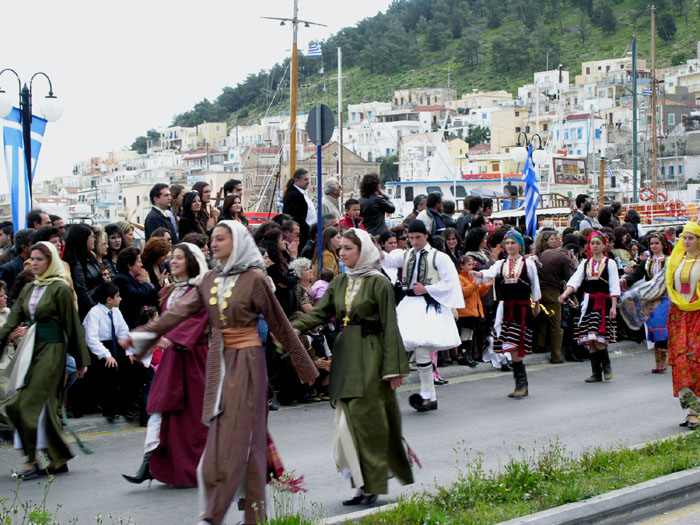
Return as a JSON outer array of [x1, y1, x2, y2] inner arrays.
[[0, 68, 63, 199], [513, 131, 548, 165]]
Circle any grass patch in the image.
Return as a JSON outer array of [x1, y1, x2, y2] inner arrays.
[[359, 433, 700, 525], [267, 432, 700, 524]]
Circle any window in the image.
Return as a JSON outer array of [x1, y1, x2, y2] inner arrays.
[[434, 96, 438, 103], [669, 166, 675, 177], [368, 112, 372, 120], [661, 166, 665, 175], [450, 186, 467, 198], [577, 128, 583, 140], [669, 114, 675, 125], [137, 216, 140, 224], [586, 67, 591, 74], [215, 125, 220, 131], [136, 195, 140, 205], [564, 130, 569, 140], [405, 186, 414, 203], [543, 123, 549, 131], [426, 186, 444, 195], [577, 149, 582, 155], [515, 127, 521, 133], [482, 113, 487, 119], [595, 129, 601, 139], [679, 165, 684, 174], [525, 126, 530, 133], [492, 163, 499, 171], [515, 111, 520, 117]]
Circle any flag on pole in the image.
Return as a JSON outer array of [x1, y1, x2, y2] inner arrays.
[[318, 67, 324, 75], [606, 165, 613, 178], [307, 43, 322, 57], [522, 144, 540, 238], [2, 107, 47, 232]]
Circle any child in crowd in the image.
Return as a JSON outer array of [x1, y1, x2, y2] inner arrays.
[[457, 255, 493, 367], [82, 282, 133, 423], [311, 268, 335, 305], [339, 198, 367, 231]]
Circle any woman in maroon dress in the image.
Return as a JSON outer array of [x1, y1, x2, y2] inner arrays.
[[123, 242, 210, 486]]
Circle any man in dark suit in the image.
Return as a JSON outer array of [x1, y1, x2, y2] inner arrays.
[[144, 183, 178, 242], [282, 169, 315, 249], [0, 228, 34, 293]]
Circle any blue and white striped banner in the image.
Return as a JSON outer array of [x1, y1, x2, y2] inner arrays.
[[522, 144, 540, 238], [2, 107, 46, 231]]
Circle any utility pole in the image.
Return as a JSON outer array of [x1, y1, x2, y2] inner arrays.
[[599, 156, 606, 203], [632, 36, 639, 202], [337, 46, 344, 206], [651, 5, 659, 203], [262, 2, 326, 180]]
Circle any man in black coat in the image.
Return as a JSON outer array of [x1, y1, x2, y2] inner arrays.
[[282, 169, 315, 249], [144, 183, 178, 242], [0, 229, 34, 294]]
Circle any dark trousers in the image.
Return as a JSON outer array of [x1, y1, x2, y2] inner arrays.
[[91, 343, 143, 417]]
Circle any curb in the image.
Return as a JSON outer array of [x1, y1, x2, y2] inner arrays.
[[499, 466, 700, 525]]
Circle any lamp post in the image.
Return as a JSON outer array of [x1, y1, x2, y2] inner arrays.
[[512, 132, 548, 166], [0, 69, 63, 200]]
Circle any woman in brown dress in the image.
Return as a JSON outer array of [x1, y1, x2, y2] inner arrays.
[[122, 221, 317, 525]]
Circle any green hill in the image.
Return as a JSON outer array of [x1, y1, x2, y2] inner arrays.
[[145, 0, 700, 141]]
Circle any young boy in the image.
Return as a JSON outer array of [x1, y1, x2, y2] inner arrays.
[[338, 198, 367, 231], [82, 282, 134, 422]]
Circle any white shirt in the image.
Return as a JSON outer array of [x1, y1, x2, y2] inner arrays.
[[384, 246, 465, 309], [296, 184, 317, 227], [82, 303, 133, 360], [566, 258, 621, 297], [481, 257, 542, 302]]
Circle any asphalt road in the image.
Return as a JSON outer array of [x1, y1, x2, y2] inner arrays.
[[0, 347, 690, 524]]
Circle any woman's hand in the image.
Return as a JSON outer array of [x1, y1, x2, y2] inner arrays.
[[157, 337, 173, 350], [9, 325, 27, 341], [623, 265, 634, 274], [139, 269, 151, 283], [76, 366, 88, 379], [315, 358, 331, 372], [288, 238, 299, 258], [558, 293, 568, 304], [387, 376, 403, 390], [118, 335, 133, 349], [533, 304, 541, 317], [610, 305, 617, 319]]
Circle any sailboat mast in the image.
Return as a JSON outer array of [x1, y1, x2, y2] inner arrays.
[[651, 5, 659, 203], [289, 0, 299, 179]]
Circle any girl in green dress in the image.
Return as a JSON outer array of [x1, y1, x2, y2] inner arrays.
[[0, 242, 90, 479], [292, 228, 414, 506]]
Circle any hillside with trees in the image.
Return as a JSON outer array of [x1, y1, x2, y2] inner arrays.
[[131, 0, 700, 147]]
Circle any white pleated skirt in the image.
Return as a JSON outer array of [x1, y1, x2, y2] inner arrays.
[[397, 296, 461, 351]]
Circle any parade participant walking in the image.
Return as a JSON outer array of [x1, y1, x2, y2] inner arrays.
[[384, 220, 464, 411], [621, 222, 700, 430], [123, 243, 210, 487], [558, 231, 620, 383], [292, 228, 414, 505], [471, 230, 541, 397], [0, 242, 90, 479], [621, 232, 670, 372], [120, 221, 317, 525]]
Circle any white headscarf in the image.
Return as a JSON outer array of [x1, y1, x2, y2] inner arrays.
[[214, 220, 266, 276], [172, 242, 209, 287], [345, 228, 383, 279]]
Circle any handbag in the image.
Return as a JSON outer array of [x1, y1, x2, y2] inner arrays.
[[1, 324, 36, 400]]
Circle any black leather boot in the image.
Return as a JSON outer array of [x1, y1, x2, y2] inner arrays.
[[585, 352, 603, 382], [122, 452, 153, 484], [599, 348, 613, 380], [508, 361, 528, 397]]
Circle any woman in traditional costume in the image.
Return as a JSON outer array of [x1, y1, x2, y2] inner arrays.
[[621, 232, 670, 372], [471, 230, 541, 398], [622, 222, 700, 430], [121, 221, 318, 525], [0, 242, 90, 479], [559, 231, 620, 383], [292, 228, 414, 506], [122, 242, 210, 487]]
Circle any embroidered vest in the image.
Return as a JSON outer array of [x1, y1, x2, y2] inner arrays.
[[401, 249, 440, 291]]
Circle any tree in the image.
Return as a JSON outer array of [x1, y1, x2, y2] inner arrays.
[[458, 34, 480, 68], [656, 11, 677, 41], [130, 129, 160, 154], [594, 3, 618, 32], [379, 155, 399, 183], [573, 10, 591, 44], [425, 21, 448, 51], [465, 125, 490, 147]]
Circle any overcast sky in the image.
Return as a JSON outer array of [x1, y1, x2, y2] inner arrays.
[[0, 0, 393, 191]]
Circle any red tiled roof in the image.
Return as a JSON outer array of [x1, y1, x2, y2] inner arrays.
[[249, 146, 282, 154], [565, 114, 603, 121]]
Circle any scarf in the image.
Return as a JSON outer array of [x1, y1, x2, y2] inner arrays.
[[504, 230, 524, 248], [345, 228, 383, 279], [171, 242, 209, 287], [586, 230, 607, 258], [32, 242, 68, 286], [213, 220, 266, 277], [666, 221, 700, 310]]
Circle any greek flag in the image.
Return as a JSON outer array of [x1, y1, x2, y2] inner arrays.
[[522, 144, 540, 238], [307, 42, 322, 57], [2, 108, 46, 231]]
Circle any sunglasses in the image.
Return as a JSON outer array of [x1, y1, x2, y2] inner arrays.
[[398, 236, 408, 241]]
